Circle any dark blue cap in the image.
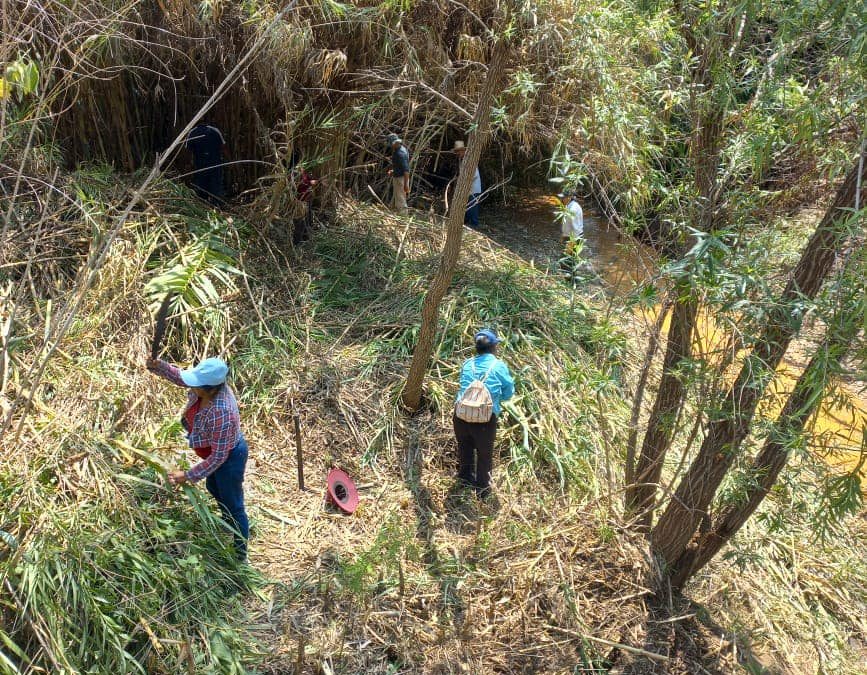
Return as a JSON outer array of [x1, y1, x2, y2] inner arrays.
[[474, 328, 502, 345]]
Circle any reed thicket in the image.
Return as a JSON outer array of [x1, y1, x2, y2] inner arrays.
[[2, 0, 865, 673]]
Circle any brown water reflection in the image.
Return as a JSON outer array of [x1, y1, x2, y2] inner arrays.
[[482, 191, 866, 485]]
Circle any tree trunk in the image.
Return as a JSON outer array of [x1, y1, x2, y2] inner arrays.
[[401, 39, 511, 411], [625, 299, 672, 485], [651, 160, 867, 569], [626, 292, 697, 527], [668, 311, 858, 588], [625, 40, 723, 525]]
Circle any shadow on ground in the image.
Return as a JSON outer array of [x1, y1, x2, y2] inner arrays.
[[613, 592, 789, 675], [402, 422, 467, 630]]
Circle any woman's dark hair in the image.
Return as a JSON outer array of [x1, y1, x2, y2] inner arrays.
[[475, 337, 495, 354], [197, 383, 224, 395]]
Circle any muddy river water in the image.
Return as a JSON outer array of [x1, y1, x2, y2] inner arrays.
[[484, 191, 866, 483]]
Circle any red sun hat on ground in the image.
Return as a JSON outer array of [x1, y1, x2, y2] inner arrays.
[[325, 467, 359, 514]]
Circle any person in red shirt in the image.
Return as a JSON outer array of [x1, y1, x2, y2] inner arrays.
[[292, 155, 318, 245], [146, 356, 249, 560]]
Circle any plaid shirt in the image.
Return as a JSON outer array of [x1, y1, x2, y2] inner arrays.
[[152, 360, 242, 482]]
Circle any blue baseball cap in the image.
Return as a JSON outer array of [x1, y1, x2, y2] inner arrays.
[[474, 328, 502, 345], [179, 358, 228, 387]]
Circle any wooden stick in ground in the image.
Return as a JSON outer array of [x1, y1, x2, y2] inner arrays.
[[295, 633, 305, 673], [293, 412, 304, 490]]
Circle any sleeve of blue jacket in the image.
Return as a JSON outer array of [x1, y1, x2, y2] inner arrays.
[[496, 361, 515, 402]]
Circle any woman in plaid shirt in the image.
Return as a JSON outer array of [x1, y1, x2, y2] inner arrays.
[[146, 356, 249, 560]]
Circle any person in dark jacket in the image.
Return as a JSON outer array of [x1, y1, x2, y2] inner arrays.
[[453, 329, 515, 497], [386, 133, 410, 214], [185, 122, 227, 205]]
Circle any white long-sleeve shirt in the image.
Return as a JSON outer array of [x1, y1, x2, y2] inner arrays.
[[470, 168, 482, 195], [561, 200, 583, 238]]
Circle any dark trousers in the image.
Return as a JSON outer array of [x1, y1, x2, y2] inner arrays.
[[292, 203, 313, 245], [205, 436, 249, 557], [192, 166, 224, 205], [464, 193, 480, 228], [453, 413, 498, 490]]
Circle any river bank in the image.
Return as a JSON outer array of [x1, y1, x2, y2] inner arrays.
[[481, 190, 867, 488]]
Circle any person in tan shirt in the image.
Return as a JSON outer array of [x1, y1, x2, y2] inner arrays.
[[386, 133, 410, 214]]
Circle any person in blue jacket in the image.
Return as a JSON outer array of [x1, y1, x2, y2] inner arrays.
[[453, 328, 515, 497]]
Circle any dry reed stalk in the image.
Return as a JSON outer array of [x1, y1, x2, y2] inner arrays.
[[198, 199, 660, 672], [1, 0, 303, 441]]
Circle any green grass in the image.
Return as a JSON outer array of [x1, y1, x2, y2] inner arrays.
[[3, 175, 865, 674], [1, 447, 263, 673]]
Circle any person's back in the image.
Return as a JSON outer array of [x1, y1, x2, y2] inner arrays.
[[452, 329, 515, 497], [186, 125, 225, 170], [386, 133, 410, 214], [456, 352, 514, 416], [391, 143, 410, 178], [185, 123, 226, 204], [558, 193, 584, 244], [565, 198, 583, 238]]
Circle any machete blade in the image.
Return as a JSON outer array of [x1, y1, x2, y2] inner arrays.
[[151, 294, 173, 360]]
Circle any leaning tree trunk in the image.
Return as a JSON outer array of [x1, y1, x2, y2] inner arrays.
[[626, 292, 697, 527], [401, 39, 511, 411], [667, 304, 860, 588], [625, 44, 724, 525], [651, 159, 867, 571]]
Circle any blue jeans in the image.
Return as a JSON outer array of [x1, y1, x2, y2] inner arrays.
[[205, 437, 249, 557], [465, 193, 480, 228]]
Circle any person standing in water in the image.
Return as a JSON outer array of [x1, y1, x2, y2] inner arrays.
[[559, 191, 584, 255]]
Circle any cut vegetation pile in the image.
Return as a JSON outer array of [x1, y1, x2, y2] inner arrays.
[[0, 174, 652, 673]]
